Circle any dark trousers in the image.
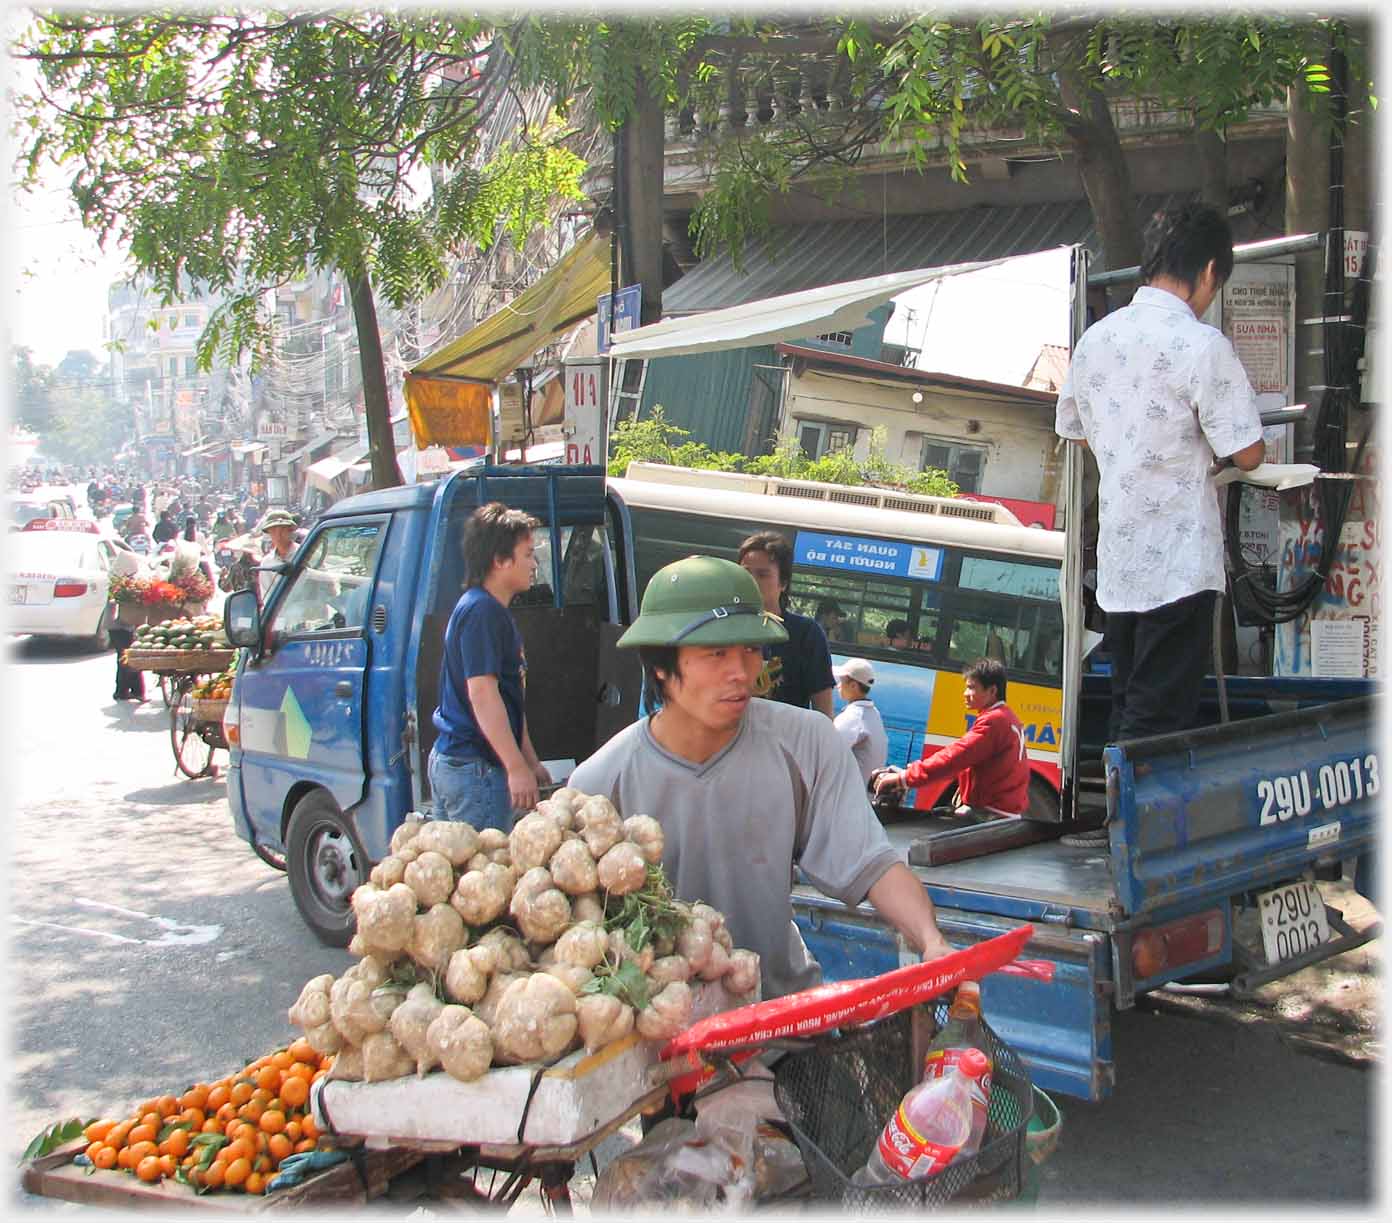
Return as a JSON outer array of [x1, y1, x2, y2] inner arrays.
[[1104, 590, 1216, 741], [110, 627, 145, 699]]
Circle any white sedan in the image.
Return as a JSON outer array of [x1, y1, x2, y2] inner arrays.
[[6, 521, 117, 648]]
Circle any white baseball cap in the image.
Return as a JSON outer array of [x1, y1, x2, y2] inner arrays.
[[833, 657, 876, 688]]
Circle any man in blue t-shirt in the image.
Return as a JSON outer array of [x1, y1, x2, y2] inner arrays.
[[738, 531, 835, 718], [430, 503, 551, 831]]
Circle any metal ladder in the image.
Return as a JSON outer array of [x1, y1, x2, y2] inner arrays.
[[608, 357, 648, 428]]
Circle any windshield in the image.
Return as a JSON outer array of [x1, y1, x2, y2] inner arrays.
[[11, 503, 51, 526]]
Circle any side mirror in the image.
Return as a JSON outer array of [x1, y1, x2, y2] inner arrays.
[[224, 589, 262, 649]]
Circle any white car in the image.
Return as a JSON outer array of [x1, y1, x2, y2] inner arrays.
[[6, 520, 116, 648]]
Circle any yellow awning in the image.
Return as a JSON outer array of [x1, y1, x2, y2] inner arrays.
[[404, 231, 612, 448]]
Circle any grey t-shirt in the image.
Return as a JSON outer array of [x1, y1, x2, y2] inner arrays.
[[568, 698, 901, 999]]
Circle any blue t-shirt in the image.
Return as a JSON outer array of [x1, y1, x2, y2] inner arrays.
[[763, 609, 834, 709], [433, 587, 527, 765]]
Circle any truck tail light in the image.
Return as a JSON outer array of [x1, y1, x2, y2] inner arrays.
[[1131, 908, 1225, 980], [52, 580, 88, 597]]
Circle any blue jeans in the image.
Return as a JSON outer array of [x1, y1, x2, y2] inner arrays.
[[428, 746, 513, 833]]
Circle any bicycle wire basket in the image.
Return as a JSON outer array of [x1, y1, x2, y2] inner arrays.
[[772, 999, 1034, 1210]]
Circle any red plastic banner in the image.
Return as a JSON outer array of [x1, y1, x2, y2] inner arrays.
[[663, 925, 1035, 1069]]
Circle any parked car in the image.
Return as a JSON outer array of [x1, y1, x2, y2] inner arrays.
[[6, 519, 115, 648], [9, 495, 75, 531]]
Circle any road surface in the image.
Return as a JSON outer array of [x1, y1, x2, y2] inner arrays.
[[5, 638, 1380, 1211]]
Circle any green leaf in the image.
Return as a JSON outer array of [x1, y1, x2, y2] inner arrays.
[[20, 1118, 94, 1165], [609, 960, 652, 1010]]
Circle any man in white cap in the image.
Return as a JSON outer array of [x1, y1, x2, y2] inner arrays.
[[832, 657, 888, 784]]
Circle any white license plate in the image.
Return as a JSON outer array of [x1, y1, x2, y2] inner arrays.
[[9, 586, 25, 605], [1257, 880, 1330, 966]]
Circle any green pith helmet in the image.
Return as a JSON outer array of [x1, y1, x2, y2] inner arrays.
[[618, 556, 790, 649]]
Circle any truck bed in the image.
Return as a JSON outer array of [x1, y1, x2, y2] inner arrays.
[[883, 818, 1119, 928]]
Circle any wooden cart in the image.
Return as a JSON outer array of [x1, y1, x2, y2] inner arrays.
[[122, 648, 237, 780]]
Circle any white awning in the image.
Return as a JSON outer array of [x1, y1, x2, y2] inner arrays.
[[607, 257, 1010, 361], [231, 442, 268, 459], [305, 441, 370, 494]]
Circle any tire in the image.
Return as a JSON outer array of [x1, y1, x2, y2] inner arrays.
[[1025, 775, 1060, 821], [158, 674, 174, 708], [170, 685, 215, 779], [286, 790, 367, 946], [90, 607, 111, 652]]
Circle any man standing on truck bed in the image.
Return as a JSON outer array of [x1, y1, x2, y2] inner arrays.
[[430, 503, 551, 832], [1055, 203, 1265, 739], [873, 658, 1030, 819], [568, 556, 954, 998], [737, 531, 835, 718]]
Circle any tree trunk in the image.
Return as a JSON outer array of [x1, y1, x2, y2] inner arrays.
[[1057, 72, 1143, 301], [347, 271, 404, 490], [1195, 126, 1228, 211], [620, 73, 668, 327]]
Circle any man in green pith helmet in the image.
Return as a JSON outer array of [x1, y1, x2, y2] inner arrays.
[[568, 556, 953, 999]]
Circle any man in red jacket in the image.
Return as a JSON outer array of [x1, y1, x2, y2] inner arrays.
[[873, 658, 1030, 818]]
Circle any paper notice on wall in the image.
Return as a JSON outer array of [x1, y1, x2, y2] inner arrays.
[[1222, 265, 1296, 399], [1310, 617, 1369, 678], [1238, 488, 1282, 566]]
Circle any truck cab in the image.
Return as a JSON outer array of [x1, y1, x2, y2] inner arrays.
[[222, 465, 620, 944]]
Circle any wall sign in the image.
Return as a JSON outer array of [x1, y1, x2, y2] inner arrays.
[[794, 530, 943, 581]]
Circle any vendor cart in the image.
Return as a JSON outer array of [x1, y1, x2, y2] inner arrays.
[[121, 647, 237, 780]]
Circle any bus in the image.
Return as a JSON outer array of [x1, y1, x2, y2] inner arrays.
[[608, 462, 1065, 817]]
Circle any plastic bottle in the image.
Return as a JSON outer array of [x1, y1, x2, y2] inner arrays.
[[851, 1047, 992, 1187], [922, 981, 993, 1083]]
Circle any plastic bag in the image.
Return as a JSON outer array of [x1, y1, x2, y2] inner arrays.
[[693, 1075, 807, 1201], [590, 1119, 748, 1213]]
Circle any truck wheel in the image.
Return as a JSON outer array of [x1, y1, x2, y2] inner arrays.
[[287, 791, 366, 947], [1025, 776, 1060, 821]]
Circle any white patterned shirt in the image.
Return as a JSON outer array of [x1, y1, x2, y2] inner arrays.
[[1055, 285, 1263, 613]]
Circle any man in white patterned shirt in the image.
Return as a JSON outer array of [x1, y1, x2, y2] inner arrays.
[[1056, 204, 1265, 740]]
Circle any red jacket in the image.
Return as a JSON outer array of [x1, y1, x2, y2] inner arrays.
[[903, 702, 1030, 815]]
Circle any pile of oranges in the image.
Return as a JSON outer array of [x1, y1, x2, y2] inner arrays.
[[79, 1038, 334, 1196]]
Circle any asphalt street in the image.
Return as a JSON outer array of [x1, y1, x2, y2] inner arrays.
[[4, 635, 1382, 1213]]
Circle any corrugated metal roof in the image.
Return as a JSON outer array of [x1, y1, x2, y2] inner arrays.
[[663, 194, 1188, 313]]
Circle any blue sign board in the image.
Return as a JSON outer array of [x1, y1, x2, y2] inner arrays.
[[597, 285, 642, 354], [794, 530, 944, 582]]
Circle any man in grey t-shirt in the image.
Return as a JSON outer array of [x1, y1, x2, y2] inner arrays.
[[568, 556, 953, 999]]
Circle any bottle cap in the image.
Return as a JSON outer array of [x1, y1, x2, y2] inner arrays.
[[957, 1047, 990, 1078]]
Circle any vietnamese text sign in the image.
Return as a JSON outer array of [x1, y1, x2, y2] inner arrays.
[[794, 530, 943, 580], [1222, 264, 1296, 398], [1311, 617, 1368, 678], [563, 358, 605, 466]]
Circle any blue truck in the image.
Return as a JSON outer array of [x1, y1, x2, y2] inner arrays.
[[221, 458, 1379, 1102]]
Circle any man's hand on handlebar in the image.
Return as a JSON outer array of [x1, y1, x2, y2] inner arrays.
[[871, 767, 907, 800]]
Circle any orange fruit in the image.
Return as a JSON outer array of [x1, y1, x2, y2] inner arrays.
[[255, 1066, 281, 1093], [83, 1120, 117, 1144], [180, 1107, 206, 1128], [202, 1160, 227, 1190], [107, 1121, 134, 1148], [205, 1085, 230, 1112], [93, 1146, 118, 1170], [283, 1121, 303, 1144], [279, 1077, 309, 1109], [238, 1102, 265, 1126], [229, 1082, 253, 1106], [127, 1124, 158, 1147], [159, 1130, 190, 1159], [245, 1171, 267, 1195], [85, 1141, 104, 1163], [126, 1140, 158, 1168], [258, 1110, 286, 1135], [136, 1155, 162, 1183], [180, 1085, 210, 1111], [288, 1038, 316, 1064], [286, 1061, 315, 1084], [158, 1154, 177, 1178], [222, 1137, 254, 1164], [216, 1103, 237, 1124], [224, 1157, 251, 1188], [136, 1099, 159, 1117], [294, 1138, 316, 1154], [139, 1111, 161, 1131], [271, 1050, 294, 1071], [267, 1134, 293, 1163], [156, 1095, 179, 1118], [300, 1116, 319, 1141], [253, 1153, 273, 1174], [201, 1118, 222, 1134]]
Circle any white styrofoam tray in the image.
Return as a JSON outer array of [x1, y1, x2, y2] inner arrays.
[[311, 977, 753, 1150]]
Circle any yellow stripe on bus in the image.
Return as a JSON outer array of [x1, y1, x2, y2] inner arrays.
[[925, 678, 1063, 757]]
